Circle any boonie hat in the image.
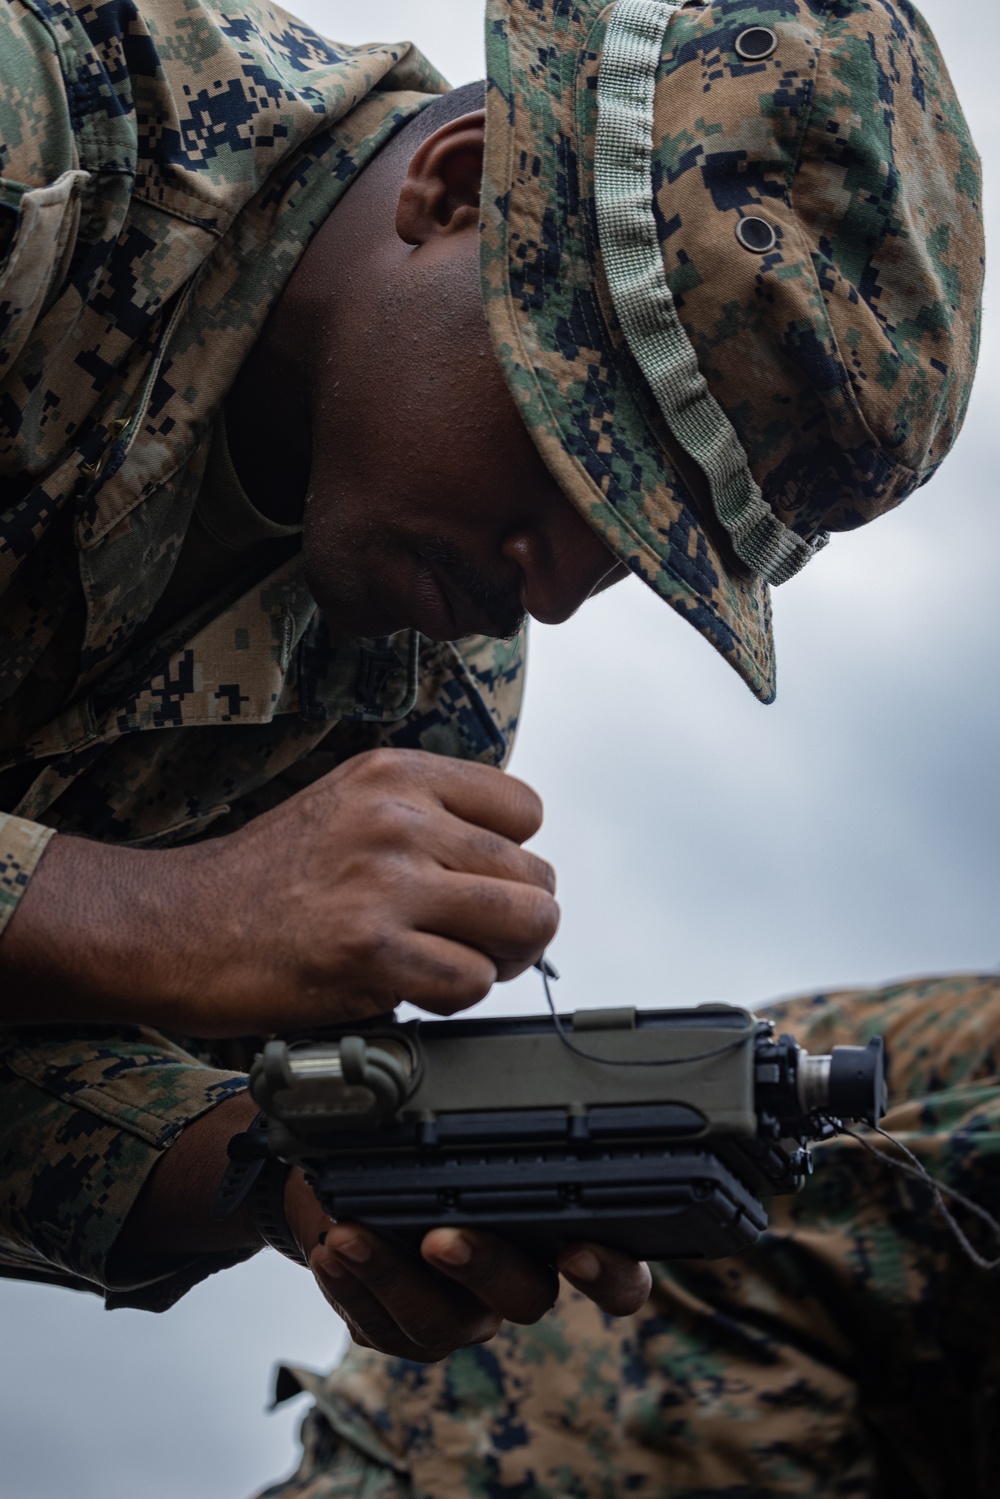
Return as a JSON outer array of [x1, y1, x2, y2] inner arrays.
[[481, 0, 984, 700]]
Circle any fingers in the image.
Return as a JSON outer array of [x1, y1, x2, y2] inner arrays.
[[338, 749, 545, 847], [202, 746, 558, 1035], [421, 1228, 559, 1324], [396, 931, 498, 1013], [556, 1243, 652, 1316], [357, 784, 555, 896], [428, 760, 545, 847], [437, 822, 556, 896], [307, 1222, 651, 1365], [365, 869, 557, 1012], [396, 879, 558, 1010], [425, 871, 559, 967], [312, 1254, 487, 1363], [312, 1226, 501, 1361]]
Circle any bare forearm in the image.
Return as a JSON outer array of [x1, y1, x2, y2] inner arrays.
[[0, 831, 213, 1030], [0, 749, 558, 1040]]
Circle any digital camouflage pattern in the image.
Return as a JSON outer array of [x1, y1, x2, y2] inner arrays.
[[0, 1022, 251, 1305], [0, 0, 527, 1305], [0, 0, 986, 1345], [0, 0, 512, 919], [254, 972, 1000, 1499], [482, 0, 985, 701], [0, 814, 52, 928]]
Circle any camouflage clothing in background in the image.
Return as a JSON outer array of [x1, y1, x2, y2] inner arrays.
[[0, 0, 525, 1308], [255, 973, 1000, 1499]]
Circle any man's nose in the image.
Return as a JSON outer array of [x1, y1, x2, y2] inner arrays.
[[501, 513, 624, 626]]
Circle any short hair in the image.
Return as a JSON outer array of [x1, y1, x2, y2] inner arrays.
[[396, 79, 487, 149]]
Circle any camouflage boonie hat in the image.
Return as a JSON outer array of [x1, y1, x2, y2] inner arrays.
[[482, 0, 984, 700]]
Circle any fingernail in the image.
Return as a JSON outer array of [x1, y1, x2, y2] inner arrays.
[[330, 1236, 370, 1264], [316, 1252, 344, 1279], [428, 1232, 472, 1267], [561, 1249, 601, 1282]]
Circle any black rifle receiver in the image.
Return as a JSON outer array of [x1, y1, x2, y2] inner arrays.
[[249, 1005, 886, 1262]]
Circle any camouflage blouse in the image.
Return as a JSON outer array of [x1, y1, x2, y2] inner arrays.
[[0, 0, 524, 1307]]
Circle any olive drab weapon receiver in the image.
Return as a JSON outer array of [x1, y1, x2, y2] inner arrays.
[[248, 1005, 886, 1262]]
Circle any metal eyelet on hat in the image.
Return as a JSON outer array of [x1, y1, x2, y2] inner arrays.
[[735, 216, 777, 254], [734, 27, 778, 60]]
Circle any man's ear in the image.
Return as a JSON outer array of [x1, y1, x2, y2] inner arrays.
[[396, 111, 486, 245]]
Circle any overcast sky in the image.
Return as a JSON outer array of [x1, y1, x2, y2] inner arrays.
[[1, 2, 997, 1496]]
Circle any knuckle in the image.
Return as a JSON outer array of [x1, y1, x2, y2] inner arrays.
[[471, 827, 513, 868], [432, 945, 496, 995], [350, 1254, 404, 1299], [469, 1315, 504, 1346], [469, 967, 496, 1004], [344, 749, 432, 805], [472, 879, 556, 943], [338, 913, 401, 973], [431, 963, 495, 1014], [473, 836, 554, 896], [523, 853, 556, 893], [408, 1315, 460, 1353], [365, 796, 422, 848], [402, 1321, 440, 1352], [519, 888, 560, 946], [505, 775, 544, 829], [359, 747, 406, 781], [417, 1333, 479, 1362], [343, 1315, 384, 1349], [419, 1313, 499, 1355], [507, 1289, 559, 1326], [337, 747, 397, 791]]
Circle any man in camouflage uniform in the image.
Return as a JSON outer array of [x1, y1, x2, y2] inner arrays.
[[0, 0, 989, 1490], [0, 0, 646, 1333]]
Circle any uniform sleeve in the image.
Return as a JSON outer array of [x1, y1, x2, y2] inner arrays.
[[0, 1024, 253, 1311], [0, 812, 55, 939]]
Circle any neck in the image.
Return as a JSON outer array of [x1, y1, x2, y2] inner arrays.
[[224, 324, 312, 527], [226, 138, 408, 527]]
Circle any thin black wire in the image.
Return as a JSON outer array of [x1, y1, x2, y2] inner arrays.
[[833, 1121, 1000, 1273], [537, 961, 1000, 1271], [537, 960, 756, 1069]]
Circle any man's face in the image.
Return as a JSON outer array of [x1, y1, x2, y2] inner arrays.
[[300, 231, 624, 643], [288, 112, 626, 644]]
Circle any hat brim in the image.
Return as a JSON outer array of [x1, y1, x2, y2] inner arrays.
[[481, 0, 776, 702]]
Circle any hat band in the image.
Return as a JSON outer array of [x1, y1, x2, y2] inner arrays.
[[594, 0, 829, 585]]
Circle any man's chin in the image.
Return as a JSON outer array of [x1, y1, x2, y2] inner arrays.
[[306, 578, 525, 644], [308, 595, 401, 642]]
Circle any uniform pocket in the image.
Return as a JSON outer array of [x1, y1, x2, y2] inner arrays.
[[0, 169, 89, 370]]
